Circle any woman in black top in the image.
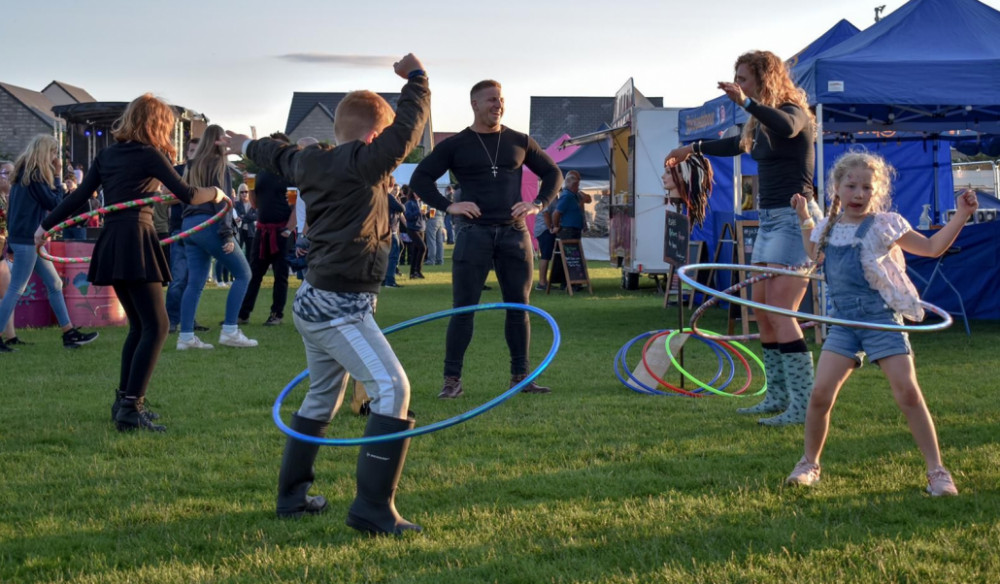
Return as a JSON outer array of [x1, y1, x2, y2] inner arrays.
[[667, 51, 821, 426], [37, 94, 226, 432]]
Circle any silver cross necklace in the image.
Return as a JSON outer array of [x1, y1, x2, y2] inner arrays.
[[473, 127, 503, 178]]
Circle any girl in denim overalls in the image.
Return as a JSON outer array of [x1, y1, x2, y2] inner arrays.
[[784, 151, 978, 496]]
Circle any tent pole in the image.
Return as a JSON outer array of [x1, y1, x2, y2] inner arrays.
[[733, 154, 741, 217], [932, 137, 939, 223], [816, 104, 825, 212]]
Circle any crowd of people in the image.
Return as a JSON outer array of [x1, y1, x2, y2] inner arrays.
[[0, 47, 975, 542]]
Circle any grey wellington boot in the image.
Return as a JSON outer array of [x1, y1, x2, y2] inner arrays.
[[759, 351, 815, 426], [737, 347, 788, 414]]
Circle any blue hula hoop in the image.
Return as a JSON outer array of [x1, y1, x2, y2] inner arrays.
[[614, 330, 735, 396], [273, 302, 561, 446]]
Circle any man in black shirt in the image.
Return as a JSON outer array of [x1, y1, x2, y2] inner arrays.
[[239, 132, 294, 326], [411, 79, 562, 398]]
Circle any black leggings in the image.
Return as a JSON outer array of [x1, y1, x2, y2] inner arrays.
[[112, 281, 169, 399]]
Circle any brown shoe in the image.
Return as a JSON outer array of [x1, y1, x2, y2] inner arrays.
[[438, 376, 463, 399], [511, 374, 550, 394]]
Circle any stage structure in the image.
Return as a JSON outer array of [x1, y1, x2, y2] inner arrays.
[[53, 102, 208, 169]]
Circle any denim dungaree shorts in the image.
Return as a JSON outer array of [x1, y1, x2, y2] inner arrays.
[[821, 214, 912, 365]]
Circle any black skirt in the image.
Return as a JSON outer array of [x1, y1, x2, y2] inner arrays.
[[88, 216, 171, 285]]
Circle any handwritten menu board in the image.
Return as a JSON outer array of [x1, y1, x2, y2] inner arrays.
[[548, 239, 592, 296], [663, 210, 691, 267]]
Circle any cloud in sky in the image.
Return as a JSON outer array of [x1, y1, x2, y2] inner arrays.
[[275, 53, 395, 67]]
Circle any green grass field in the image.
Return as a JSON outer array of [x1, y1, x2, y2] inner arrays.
[[2, 257, 999, 583]]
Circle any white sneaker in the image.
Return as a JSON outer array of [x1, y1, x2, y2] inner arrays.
[[177, 335, 214, 350], [219, 328, 258, 348]]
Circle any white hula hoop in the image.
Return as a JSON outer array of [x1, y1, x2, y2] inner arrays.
[[678, 262, 953, 338]]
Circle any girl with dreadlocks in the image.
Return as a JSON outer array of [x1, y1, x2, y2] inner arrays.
[[667, 50, 822, 426], [785, 151, 976, 496]]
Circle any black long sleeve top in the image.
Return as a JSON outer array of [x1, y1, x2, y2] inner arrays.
[[700, 101, 814, 209], [410, 126, 562, 224], [43, 142, 198, 231]]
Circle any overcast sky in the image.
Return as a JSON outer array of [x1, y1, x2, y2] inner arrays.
[[4, 0, 997, 142]]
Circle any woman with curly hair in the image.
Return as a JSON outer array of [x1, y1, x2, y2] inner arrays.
[[666, 50, 822, 426], [37, 94, 227, 432]]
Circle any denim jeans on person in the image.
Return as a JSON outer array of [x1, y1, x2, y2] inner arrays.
[[165, 233, 188, 326], [425, 217, 445, 264], [752, 199, 822, 266], [384, 232, 401, 286], [445, 222, 532, 378], [0, 243, 72, 329], [179, 216, 251, 333]]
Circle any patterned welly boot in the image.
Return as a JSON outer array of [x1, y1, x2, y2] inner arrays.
[[737, 345, 787, 414], [759, 349, 814, 426]]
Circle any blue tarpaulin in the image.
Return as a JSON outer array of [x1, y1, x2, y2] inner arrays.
[[557, 124, 612, 181], [797, 0, 1000, 134]]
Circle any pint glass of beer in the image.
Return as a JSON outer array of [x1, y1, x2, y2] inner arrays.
[[245, 174, 256, 190], [286, 188, 298, 206]]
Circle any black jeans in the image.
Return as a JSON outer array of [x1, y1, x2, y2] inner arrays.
[[445, 223, 533, 377], [406, 228, 426, 276], [240, 232, 290, 320]]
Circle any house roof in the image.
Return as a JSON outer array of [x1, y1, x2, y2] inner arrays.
[[0, 82, 62, 128], [42, 80, 96, 104], [529, 95, 663, 149], [285, 92, 401, 135]]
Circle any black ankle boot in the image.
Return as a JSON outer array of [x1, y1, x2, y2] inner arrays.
[[112, 390, 160, 422], [276, 413, 330, 518], [115, 397, 165, 432], [346, 412, 422, 536]]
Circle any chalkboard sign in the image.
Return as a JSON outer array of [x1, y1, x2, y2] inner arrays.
[[737, 220, 759, 264], [548, 239, 592, 296], [663, 210, 691, 267]]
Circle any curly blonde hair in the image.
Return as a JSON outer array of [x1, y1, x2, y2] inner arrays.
[[736, 51, 814, 152], [111, 93, 177, 161], [815, 150, 896, 259]]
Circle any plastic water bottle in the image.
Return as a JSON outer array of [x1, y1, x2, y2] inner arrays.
[[918, 204, 931, 230]]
